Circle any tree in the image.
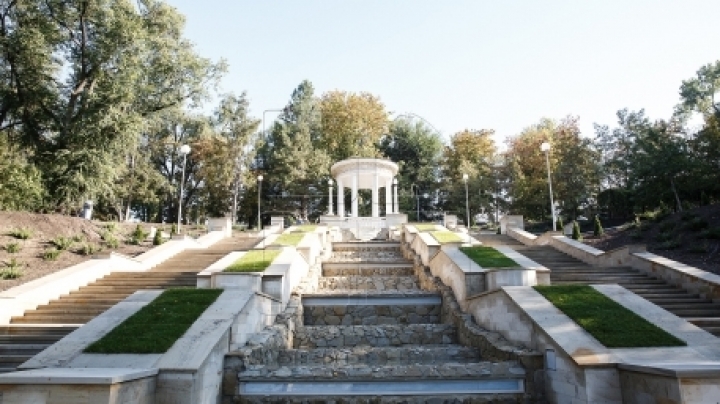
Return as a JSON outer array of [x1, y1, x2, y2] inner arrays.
[[319, 90, 388, 161], [678, 61, 720, 120]]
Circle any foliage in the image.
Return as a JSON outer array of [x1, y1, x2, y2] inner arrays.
[[152, 230, 164, 246], [683, 217, 708, 231], [593, 215, 604, 237], [104, 223, 118, 233], [105, 236, 120, 249], [71, 234, 85, 243], [43, 248, 61, 261], [85, 288, 222, 353], [556, 216, 564, 231], [534, 285, 685, 348], [132, 225, 148, 241], [225, 250, 280, 272], [171, 223, 177, 235], [459, 246, 518, 268], [5, 242, 20, 254], [2, 258, 24, 279], [78, 243, 101, 256], [0, 138, 45, 211], [272, 233, 304, 247], [571, 221, 582, 241], [8, 228, 32, 240]]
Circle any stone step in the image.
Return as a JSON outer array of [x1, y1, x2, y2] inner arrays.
[[0, 344, 50, 355], [11, 315, 90, 324], [627, 288, 689, 295], [0, 355, 33, 365], [686, 318, 720, 326], [90, 280, 195, 286], [53, 298, 128, 305], [294, 324, 457, 349], [26, 306, 112, 315], [0, 326, 76, 336], [74, 285, 193, 292], [102, 272, 197, 278], [318, 276, 420, 291], [659, 303, 720, 311], [666, 308, 720, 317], [550, 275, 655, 282], [645, 297, 710, 305], [0, 336, 65, 345], [237, 361, 525, 382], [276, 345, 481, 366], [302, 295, 442, 326]]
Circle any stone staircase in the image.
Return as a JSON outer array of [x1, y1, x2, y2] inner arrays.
[[235, 241, 527, 403], [0, 235, 258, 373], [480, 234, 720, 337]]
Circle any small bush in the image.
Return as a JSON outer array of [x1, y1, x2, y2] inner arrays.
[[593, 215, 604, 237], [78, 243, 101, 256], [72, 234, 85, 243], [556, 217, 564, 232], [656, 232, 674, 242], [657, 239, 681, 250], [8, 228, 32, 240], [5, 242, 21, 254], [1, 258, 23, 279], [658, 221, 675, 233], [171, 223, 177, 235], [51, 236, 73, 250], [572, 221, 582, 241], [104, 222, 118, 233], [43, 248, 61, 261], [699, 227, 720, 240], [683, 217, 709, 231], [105, 236, 119, 249], [152, 230, 163, 246], [132, 224, 148, 241]]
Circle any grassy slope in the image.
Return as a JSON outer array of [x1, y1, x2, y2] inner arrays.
[[225, 250, 281, 272], [430, 231, 464, 243], [460, 246, 518, 268]]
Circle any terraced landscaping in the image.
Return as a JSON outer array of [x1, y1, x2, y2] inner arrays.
[[460, 246, 518, 268]]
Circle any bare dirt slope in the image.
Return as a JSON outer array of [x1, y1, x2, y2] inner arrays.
[[585, 204, 720, 275], [0, 212, 155, 292]]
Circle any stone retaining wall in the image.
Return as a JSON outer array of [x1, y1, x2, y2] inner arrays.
[[302, 304, 440, 326], [293, 324, 457, 348], [276, 345, 481, 366], [317, 276, 418, 290]]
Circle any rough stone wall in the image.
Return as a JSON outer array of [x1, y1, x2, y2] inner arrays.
[[293, 324, 457, 348], [303, 304, 440, 326]]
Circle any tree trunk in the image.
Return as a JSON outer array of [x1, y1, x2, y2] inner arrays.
[[670, 177, 683, 212]]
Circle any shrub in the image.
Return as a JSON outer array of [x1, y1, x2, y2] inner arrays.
[[593, 215, 604, 237], [1, 258, 23, 279], [105, 236, 119, 249], [171, 223, 177, 235], [72, 234, 85, 243], [5, 242, 21, 254], [78, 243, 101, 256], [132, 224, 148, 241], [152, 230, 164, 246], [683, 217, 709, 231], [8, 228, 32, 240], [43, 248, 61, 261], [657, 239, 681, 250], [658, 221, 675, 233], [556, 217, 564, 232], [699, 227, 720, 240], [572, 221, 582, 241], [656, 232, 674, 242], [52, 236, 74, 250], [104, 222, 118, 233]]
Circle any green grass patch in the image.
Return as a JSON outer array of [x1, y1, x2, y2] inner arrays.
[[272, 233, 305, 246], [414, 224, 438, 232], [85, 288, 222, 354], [534, 285, 686, 348], [294, 225, 317, 232], [430, 231, 464, 243], [459, 246, 518, 268], [225, 250, 281, 272]]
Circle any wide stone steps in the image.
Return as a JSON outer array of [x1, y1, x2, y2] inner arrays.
[[294, 324, 457, 349], [0, 326, 76, 372], [277, 345, 482, 366], [11, 315, 93, 324], [318, 276, 419, 291]]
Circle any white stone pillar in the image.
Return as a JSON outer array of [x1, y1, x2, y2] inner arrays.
[[372, 173, 379, 218], [338, 179, 344, 218], [393, 178, 399, 213], [328, 183, 334, 215], [351, 175, 358, 217], [385, 179, 392, 216]]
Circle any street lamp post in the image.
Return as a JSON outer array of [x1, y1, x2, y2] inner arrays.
[[177, 144, 191, 232], [541, 142, 557, 231], [257, 175, 263, 231], [462, 173, 470, 229]]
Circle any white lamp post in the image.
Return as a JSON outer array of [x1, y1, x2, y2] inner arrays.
[[257, 175, 263, 230], [328, 179, 334, 215], [462, 173, 470, 229], [177, 144, 191, 232], [541, 142, 557, 231]]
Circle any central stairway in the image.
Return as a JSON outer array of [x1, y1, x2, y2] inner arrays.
[[235, 241, 527, 403], [0, 235, 259, 373], [478, 234, 720, 337]]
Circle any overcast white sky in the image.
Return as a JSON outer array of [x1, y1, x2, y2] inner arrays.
[[165, 0, 720, 146]]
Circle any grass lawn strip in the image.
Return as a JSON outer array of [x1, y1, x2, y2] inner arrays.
[[430, 231, 464, 243], [85, 289, 222, 354], [272, 232, 305, 246], [460, 246, 519, 268], [534, 285, 686, 348], [414, 224, 438, 232], [225, 249, 281, 272]]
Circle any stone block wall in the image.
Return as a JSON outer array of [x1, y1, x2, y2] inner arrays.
[[302, 304, 440, 326]]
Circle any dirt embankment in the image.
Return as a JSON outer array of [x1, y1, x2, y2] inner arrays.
[[0, 212, 155, 292]]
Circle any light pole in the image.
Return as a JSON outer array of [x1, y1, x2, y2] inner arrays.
[[463, 173, 470, 229], [177, 144, 191, 232], [541, 142, 557, 231], [257, 175, 263, 231], [328, 179, 334, 215]]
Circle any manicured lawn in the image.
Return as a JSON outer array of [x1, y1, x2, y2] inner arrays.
[[225, 250, 281, 272], [459, 246, 518, 268], [85, 288, 223, 354], [430, 231, 464, 243], [414, 224, 438, 232], [534, 285, 686, 348], [272, 233, 305, 246]]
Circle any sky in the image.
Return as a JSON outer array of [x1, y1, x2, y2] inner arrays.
[[164, 0, 720, 146]]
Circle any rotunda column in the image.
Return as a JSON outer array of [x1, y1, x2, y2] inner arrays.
[[385, 179, 392, 216], [337, 179, 344, 218], [351, 175, 358, 217], [393, 177, 399, 213], [372, 172, 379, 218]]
